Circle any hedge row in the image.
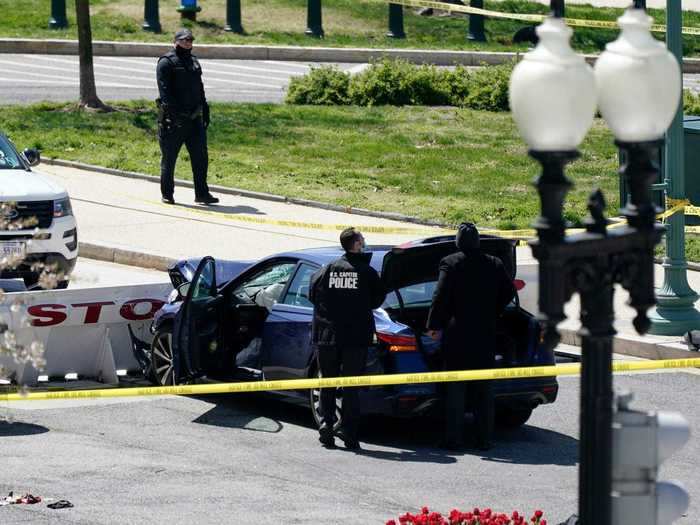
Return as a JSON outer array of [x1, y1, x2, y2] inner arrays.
[[287, 58, 700, 116], [285, 59, 513, 112]]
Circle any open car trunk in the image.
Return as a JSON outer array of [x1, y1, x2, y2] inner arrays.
[[380, 236, 533, 368]]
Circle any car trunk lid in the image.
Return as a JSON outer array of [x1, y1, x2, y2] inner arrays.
[[381, 235, 517, 291]]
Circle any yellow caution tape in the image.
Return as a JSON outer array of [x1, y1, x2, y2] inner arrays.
[[382, 0, 700, 35], [1, 358, 698, 402], [149, 194, 700, 245], [149, 198, 454, 236]]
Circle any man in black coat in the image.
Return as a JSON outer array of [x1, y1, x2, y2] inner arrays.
[[156, 28, 218, 206], [426, 223, 515, 450], [309, 227, 386, 450]]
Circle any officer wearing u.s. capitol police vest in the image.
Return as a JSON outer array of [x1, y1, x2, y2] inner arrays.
[[156, 28, 219, 206], [309, 228, 386, 450]]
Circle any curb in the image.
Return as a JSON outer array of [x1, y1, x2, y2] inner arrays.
[[0, 38, 520, 66], [559, 327, 699, 361], [3, 38, 700, 72], [43, 158, 450, 228], [654, 256, 700, 272], [79, 242, 175, 271]]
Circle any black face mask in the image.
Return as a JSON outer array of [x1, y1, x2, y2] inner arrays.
[[175, 45, 192, 58]]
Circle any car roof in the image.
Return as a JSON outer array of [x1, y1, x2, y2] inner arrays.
[[272, 245, 394, 272]]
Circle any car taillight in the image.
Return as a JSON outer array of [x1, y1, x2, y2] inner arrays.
[[376, 332, 417, 352], [514, 278, 526, 291]]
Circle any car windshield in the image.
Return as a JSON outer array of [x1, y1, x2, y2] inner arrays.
[[0, 136, 23, 169], [382, 281, 437, 309]]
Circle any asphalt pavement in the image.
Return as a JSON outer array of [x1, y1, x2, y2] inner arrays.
[[2, 53, 700, 105], [0, 258, 165, 293], [1, 368, 698, 524], [0, 54, 366, 105]]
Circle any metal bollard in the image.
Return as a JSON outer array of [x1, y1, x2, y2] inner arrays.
[[467, 0, 486, 42], [305, 0, 324, 38], [177, 0, 201, 22], [225, 0, 244, 33], [49, 0, 68, 29], [386, 4, 406, 39], [143, 0, 162, 33]]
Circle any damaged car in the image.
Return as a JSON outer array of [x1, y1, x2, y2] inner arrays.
[[141, 235, 558, 429]]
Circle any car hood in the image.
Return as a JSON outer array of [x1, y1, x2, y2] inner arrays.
[[0, 168, 68, 201], [381, 237, 517, 291]]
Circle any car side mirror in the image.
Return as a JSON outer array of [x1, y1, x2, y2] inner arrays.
[[23, 148, 40, 167], [177, 282, 190, 298]]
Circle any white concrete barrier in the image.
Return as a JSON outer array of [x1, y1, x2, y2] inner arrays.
[[0, 283, 172, 386]]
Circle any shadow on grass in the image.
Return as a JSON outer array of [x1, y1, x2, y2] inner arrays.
[[0, 421, 50, 437]]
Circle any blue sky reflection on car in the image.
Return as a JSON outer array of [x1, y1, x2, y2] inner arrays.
[[143, 236, 558, 430]]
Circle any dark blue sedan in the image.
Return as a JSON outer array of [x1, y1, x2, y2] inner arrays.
[[144, 235, 558, 429]]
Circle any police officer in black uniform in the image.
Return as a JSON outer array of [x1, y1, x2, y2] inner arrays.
[[309, 227, 386, 450], [426, 223, 515, 451], [156, 28, 218, 205]]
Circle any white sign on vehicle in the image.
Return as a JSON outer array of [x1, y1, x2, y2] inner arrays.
[[0, 241, 25, 258]]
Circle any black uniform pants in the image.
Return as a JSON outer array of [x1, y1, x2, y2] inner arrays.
[[158, 117, 210, 199], [317, 344, 367, 440], [445, 379, 494, 446]]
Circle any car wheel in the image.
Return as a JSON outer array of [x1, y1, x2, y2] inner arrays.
[[309, 367, 342, 431], [496, 407, 533, 429], [150, 326, 176, 386]]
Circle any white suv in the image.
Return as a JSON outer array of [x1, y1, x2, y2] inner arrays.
[[0, 133, 78, 289]]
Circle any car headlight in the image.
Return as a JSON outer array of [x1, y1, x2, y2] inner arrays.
[[53, 197, 73, 218]]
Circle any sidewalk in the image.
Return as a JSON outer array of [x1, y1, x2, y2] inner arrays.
[[35, 161, 700, 361]]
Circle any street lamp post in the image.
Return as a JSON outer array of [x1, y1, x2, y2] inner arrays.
[[305, 0, 324, 38], [387, 4, 406, 39], [225, 0, 244, 34], [509, 1, 680, 524], [49, 0, 68, 29], [467, 0, 486, 42], [649, 0, 700, 335], [143, 0, 162, 33]]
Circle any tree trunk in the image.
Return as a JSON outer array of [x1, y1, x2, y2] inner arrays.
[[76, 0, 111, 111]]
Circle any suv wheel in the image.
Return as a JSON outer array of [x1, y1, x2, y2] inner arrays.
[[309, 367, 342, 430]]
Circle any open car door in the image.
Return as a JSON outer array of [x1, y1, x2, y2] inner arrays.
[[173, 256, 223, 381]]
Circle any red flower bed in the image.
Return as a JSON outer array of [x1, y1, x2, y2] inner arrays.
[[386, 506, 546, 525]]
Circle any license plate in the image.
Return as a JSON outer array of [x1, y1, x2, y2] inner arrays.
[[0, 241, 26, 258]]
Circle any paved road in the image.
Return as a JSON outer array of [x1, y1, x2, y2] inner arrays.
[[0, 258, 166, 293], [0, 55, 366, 105], [1, 53, 699, 105], [1, 366, 697, 524]]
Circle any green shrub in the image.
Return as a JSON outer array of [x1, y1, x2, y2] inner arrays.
[[347, 59, 455, 106], [348, 59, 416, 106], [285, 66, 350, 105], [286, 59, 515, 111], [462, 61, 514, 112], [684, 89, 700, 116], [445, 65, 471, 107]]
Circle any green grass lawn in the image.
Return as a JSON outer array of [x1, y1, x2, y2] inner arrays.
[[1, 100, 619, 230], [2, 0, 700, 55]]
